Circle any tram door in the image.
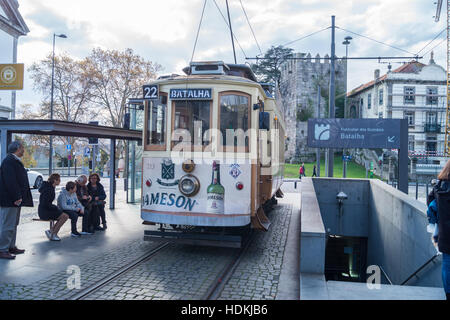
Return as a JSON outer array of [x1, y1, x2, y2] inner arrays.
[[126, 102, 144, 204]]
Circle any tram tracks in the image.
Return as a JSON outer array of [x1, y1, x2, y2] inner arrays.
[[202, 230, 255, 300], [68, 242, 171, 300], [67, 229, 255, 300]]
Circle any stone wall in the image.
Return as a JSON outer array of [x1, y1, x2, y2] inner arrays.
[[280, 53, 346, 163]]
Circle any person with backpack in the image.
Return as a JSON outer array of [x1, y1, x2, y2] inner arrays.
[[427, 159, 450, 300], [298, 165, 304, 180]]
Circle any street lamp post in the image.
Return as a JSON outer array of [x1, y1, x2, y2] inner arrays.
[[342, 36, 352, 178], [48, 33, 67, 176]]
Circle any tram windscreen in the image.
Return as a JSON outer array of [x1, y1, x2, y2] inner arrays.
[[220, 94, 250, 150], [147, 96, 167, 146], [173, 100, 211, 147]]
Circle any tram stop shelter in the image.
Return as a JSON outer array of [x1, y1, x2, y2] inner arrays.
[[0, 120, 142, 209]]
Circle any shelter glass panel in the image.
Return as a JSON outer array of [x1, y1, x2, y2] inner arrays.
[[146, 95, 167, 148]]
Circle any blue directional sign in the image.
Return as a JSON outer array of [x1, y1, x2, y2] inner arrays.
[[66, 144, 72, 151], [84, 147, 90, 157], [307, 118, 402, 149]]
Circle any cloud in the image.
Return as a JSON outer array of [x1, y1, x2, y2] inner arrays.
[[14, 0, 447, 106]]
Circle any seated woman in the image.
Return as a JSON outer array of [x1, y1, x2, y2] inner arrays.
[[38, 173, 69, 241], [76, 175, 94, 235], [87, 173, 107, 231], [57, 181, 84, 237]]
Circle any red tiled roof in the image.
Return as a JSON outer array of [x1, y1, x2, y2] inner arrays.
[[347, 61, 426, 97]]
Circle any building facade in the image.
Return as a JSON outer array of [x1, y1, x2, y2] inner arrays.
[[347, 56, 447, 171], [279, 52, 346, 162], [0, 0, 28, 119]]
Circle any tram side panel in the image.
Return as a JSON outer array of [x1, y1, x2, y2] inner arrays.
[[141, 157, 252, 227]]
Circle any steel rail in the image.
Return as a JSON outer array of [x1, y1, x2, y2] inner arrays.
[[202, 230, 255, 300], [68, 242, 171, 300]]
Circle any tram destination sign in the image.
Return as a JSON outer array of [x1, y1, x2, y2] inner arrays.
[[170, 88, 212, 100], [307, 118, 403, 149]]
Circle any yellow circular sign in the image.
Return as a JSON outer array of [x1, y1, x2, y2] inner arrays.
[[1, 66, 17, 84]]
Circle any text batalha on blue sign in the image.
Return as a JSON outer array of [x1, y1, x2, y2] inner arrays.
[[170, 88, 212, 100]]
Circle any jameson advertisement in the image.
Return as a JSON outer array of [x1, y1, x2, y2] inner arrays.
[[307, 118, 403, 149]]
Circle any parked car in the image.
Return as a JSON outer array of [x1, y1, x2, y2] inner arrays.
[[26, 169, 44, 189]]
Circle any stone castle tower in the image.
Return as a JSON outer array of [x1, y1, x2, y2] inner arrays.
[[279, 52, 346, 163]]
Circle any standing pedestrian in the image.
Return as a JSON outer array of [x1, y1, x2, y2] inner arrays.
[[427, 159, 450, 300], [0, 141, 33, 259], [301, 163, 306, 177], [312, 165, 317, 177], [298, 165, 304, 180]]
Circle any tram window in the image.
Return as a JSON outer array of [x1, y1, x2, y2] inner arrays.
[[146, 95, 167, 149], [219, 93, 250, 150], [172, 100, 211, 148]]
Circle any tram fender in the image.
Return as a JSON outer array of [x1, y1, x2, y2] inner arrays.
[[251, 207, 270, 231]]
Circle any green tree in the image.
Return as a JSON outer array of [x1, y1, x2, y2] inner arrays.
[[250, 45, 293, 86]]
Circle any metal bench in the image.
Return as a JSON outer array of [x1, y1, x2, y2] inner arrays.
[[32, 218, 56, 229]]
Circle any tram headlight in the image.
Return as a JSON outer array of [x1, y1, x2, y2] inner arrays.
[[178, 174, 200, 197]]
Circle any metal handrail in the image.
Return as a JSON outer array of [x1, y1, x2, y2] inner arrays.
[[379, 266, 393, 285], [401, 253, 441, 285]]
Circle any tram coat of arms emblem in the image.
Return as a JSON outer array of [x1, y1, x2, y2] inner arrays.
[[229, 164, 242, 179], [161, 159, 175, 180]]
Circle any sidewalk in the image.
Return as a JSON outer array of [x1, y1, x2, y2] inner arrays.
[[0, 193, 155, 299]]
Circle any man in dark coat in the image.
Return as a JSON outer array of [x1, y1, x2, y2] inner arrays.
[[0, 141, 33, 259]]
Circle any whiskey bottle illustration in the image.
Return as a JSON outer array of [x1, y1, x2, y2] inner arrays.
[[207, 161, 225, 213]]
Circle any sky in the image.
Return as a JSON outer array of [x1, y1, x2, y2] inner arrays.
[[14, 0, 448, 108]]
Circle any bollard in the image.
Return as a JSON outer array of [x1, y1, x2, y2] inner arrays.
[[294, 181, 297, 189], [426, 182, 429, 198], [415, 180, 418, 200]]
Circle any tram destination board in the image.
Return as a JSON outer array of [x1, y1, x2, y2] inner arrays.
[[307, 118, 402, 149]]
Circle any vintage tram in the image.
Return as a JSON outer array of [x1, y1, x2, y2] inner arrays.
[[141, 61, 285, 247]]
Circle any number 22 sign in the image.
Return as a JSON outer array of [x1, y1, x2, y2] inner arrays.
[[143, 84, 159, 99]]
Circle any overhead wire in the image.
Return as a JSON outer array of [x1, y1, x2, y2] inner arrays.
[[190, 0, 208, 63], [422, 37, 446, 57], [415, 27, 446, 55], [280, 26, 331, 48], [239, 0, 263, 56], [212, 0, 247, 59], [336, 26, 417, 56]]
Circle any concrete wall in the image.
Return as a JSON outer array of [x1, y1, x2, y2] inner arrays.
[[300, 178, 326, 273], [302, 177, 442, 288], [312, 178, 369, 237], [368, 179, 442, 287]]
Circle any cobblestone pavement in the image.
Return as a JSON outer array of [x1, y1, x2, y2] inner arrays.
[[0, 238, 160, 300], [0, 197, 295, 300], [82, 244, 237, 300], [218, 202, 292, 300], [82, 200, 293, 300]]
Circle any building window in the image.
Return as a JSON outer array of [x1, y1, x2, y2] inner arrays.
[[426, 87, 438, 105], [404, 111, 415, 127], [404, 87, 415, 105], [360, 98, 364, 108], [379, 89, 384, 105], [426, 136, 437, 153], [426, 111, 437, 124], [408, 135, 415, 151], [368, 94, 372, 109]]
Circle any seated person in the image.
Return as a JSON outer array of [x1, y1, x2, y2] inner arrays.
[[57, 181, 84, 237], [87, 173, 107, 231], [76, 175, 94, 234], [38, 173, 69, 241]]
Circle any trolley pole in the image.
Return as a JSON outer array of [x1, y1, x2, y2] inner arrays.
[[328, 15, 336, 178]]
